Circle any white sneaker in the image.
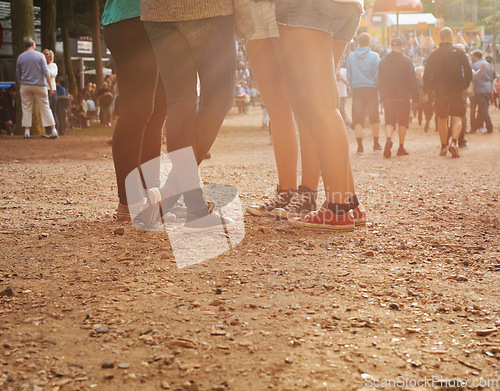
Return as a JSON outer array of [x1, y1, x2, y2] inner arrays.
[[24, 131, 30, 139], [48, 129, 59, 139]]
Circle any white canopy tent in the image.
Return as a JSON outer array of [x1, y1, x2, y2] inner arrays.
[[385, 13, 437, 27]]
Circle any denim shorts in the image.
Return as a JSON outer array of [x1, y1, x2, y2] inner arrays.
[[275, 0, 362, 42], [248, 1, 280, 40]]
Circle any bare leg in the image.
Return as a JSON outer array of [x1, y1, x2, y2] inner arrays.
[[277, 26, 354, 204], [385, 124, 395, 139], [354, 124, 364, 139], [450, 116, 462, 140], [438, 117, 448, 145], [246, 38, 301, 191], [398, 126, 407, 144]]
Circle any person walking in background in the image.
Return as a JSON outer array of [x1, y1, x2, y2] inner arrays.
[[336, 64, 352, 129], [16, 37, 58, 139], [347, 32, 382, 154], [245, 0, 320, 219], [414, 66, 434, 132], [42, 49, 59, 137], [423, 27, 472, 158], [272, 0, 366, 231], [96, 81, 114, 128], [379, 38, 419, 158], [470, 50, 494, 134], [101, 0, 168, 222]]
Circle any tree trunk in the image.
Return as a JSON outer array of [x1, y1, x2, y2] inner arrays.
[[41, 0, 57, 53], [11, 0, 43, 135], [92, 0, 104, 86], [59, 0, 77, 95]]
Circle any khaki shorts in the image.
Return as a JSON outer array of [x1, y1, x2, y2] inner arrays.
[[248, 1, 280, 40]]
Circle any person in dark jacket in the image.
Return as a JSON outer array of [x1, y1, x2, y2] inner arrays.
[[379, 38, 419, 158], [0, 85, 16, 135], [423, 27, 472, 158]]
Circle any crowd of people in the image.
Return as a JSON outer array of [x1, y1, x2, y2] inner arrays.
[[5, 1, 499, 236], [2, 44, 119, 138]]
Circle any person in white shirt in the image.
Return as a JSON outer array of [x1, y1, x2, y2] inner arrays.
[[336, 66, 352, 128], [42, 49, 59, 136]]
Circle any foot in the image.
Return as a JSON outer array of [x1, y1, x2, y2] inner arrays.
[[24, 131, 30, 139], [270, 186, 317, 219], [356, 146, 364, 155], [448, 141, 460, 158], [396, 146, 409, 156], [439, 145, 448, 156], [132, 188, 163, 229], [352, 204, 367, 226], [424, 122, 429, 132], [288, 202, 354, 232], [373, 143, 383, 152], [247, 187, 295, 216], [48, 129, 59, 139], [184, 213, 234, 233], [116, 203, 132, 222], [383, 140, 393, 158], [41, 133, 51, 138]]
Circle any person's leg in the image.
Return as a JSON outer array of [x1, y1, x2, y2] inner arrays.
[[458, 113, 467, 146], [423, 99, 433, 131], [397, 126, 408, 154], [140, 76, 167, 189], [187, 15, 236, 164], [383, 100, 395, 158], [367, 88, 381, 149], [384, 124, 394, 158], [469, 95, 478, 132], [477, 94, 493, 133], [438, 117, 449, 145], [33, 86, 56, 130], [396, 99, 410, 155], [246, 38, 299, 191], [44, 93, 58, 135], [351, 89, 365, 153], [105, 18, 162, 206], [147, 20, 228, 227], [450, 116, 462, 140], [372, 122, 381, 148], [20, 85, 34, 136], [277, 26, 354, 205]]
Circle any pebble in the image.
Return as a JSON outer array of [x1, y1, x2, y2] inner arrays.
[[390, 303, 400, 311], [476, 328, 497, 336], [118, 362, 130, 369], [285, 358, 293, 364], [0, 287, 14, 297], [161, 380, 170, 389], [183, 381, 199, 391], [94, 327, 109, 334], [113, 227, 125, 236], [101, 360, 114, 369]]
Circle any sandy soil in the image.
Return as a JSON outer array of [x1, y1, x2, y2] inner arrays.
[[0, 106, 499, 391]]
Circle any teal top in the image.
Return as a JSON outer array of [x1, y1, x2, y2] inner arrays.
[[101, 0, 140, 26]]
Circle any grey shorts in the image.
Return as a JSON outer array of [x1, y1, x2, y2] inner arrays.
[[248, 1, 280, 40], [275, 0, 362, 42]]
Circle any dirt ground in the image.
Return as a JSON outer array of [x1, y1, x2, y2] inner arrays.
[[0, 105, 499, 391]]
